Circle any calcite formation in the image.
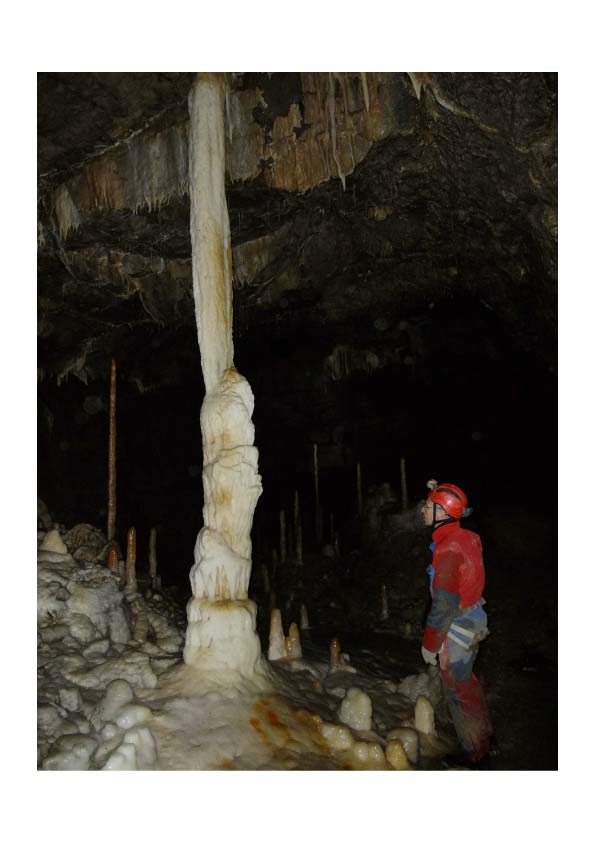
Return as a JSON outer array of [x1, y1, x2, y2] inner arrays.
[[183, 73, 262, 677], [414, 695, 435, 736], [51, 73, 404, 238], [268, 608, 286, 661], [338, 687, 373, 731]]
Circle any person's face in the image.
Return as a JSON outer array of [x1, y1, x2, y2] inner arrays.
[[421, 498, 447, 526]]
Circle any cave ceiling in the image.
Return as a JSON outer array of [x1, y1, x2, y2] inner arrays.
[[37, 72, 557, 396]]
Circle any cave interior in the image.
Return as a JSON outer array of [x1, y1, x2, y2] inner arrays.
[[37, 71, 557, 771]]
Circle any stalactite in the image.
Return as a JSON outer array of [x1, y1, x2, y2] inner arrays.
[[53, 184, 81, 240], [360, 73, 370, 112], [326, 73, 346, 190], [338, 73, 356, 175], [107, 359, 117, 543], [125, 527, 137, 593], [183, 73, 262, 677]]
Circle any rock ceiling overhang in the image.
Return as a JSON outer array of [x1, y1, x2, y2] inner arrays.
[[37, 72, 557, 387]]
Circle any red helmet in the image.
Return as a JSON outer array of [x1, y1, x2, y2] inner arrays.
[[427, 480, 468, 519]]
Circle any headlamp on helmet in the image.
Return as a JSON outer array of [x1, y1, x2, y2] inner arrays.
[[426, 479, 471, 519]]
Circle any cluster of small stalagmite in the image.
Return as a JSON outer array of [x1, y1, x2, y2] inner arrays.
[[267, 608, 303, 661]]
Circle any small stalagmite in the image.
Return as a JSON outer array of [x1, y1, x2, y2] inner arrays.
[[414, 695, 436, 736], [279, 510, 287, 564], [293, 490, 302, 566], [125, 527, 137, 593], [132, 602, 149, 644], [313, 443, 319, 508], [261, 564, 270, 594], [39, 529, 68, 555], [386, 727, 419, 765], [380, 584, 389, 621], [386, 739, 410, 771], [300, 603, 310, 631], [285, 622, 302, 659], [107, 545, 119, 575], [400, 456, 408, 511], [350, 741, 388, 770], [313, 443, 323, 543], [107, 359, 117, 543], [339, 687, 373, 732], [268, 608, 287, 661], [148, 527, 158, 589], [329, 637, 341, 670]]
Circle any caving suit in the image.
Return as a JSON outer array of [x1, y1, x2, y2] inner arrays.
[[423, 520, 493, 760]]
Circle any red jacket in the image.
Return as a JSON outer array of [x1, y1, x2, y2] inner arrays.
[[423, 521, 485, 652]]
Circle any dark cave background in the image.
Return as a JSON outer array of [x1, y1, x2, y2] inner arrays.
[[38, 294, 556, 592], [37, 71, 557, 769]]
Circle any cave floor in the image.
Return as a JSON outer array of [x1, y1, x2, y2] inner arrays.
[[300, 623, 558, 771]]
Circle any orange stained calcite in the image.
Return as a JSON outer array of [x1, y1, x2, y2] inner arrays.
[[266, 710, 282, 728]]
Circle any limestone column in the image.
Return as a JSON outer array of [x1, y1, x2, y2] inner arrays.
[[183, 73, 263, 676]]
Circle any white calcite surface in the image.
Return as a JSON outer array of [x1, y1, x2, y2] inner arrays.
[[338, 687, 373, 731], [386, 726, 419, 764], [415, 695, 436, 736], [39, 529, 69, 555], [397, 667, 443, 709], [268, 608, 286, 660], [39, 552, 459, 771], [184, 73, 262, 676], [350, 741, 388, 770], [37, 522, 187, 770], [386, 739, 410, 770], [286, 623, 302, 659], [92, 679, 134, 727], [320, 723, 354, 751]]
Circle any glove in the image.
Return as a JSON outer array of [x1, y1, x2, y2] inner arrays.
[[421, 646, 438, 666]]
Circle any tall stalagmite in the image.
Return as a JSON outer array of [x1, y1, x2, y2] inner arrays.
[[183, 73, 263, 677], [107, 358, 117, 542]]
